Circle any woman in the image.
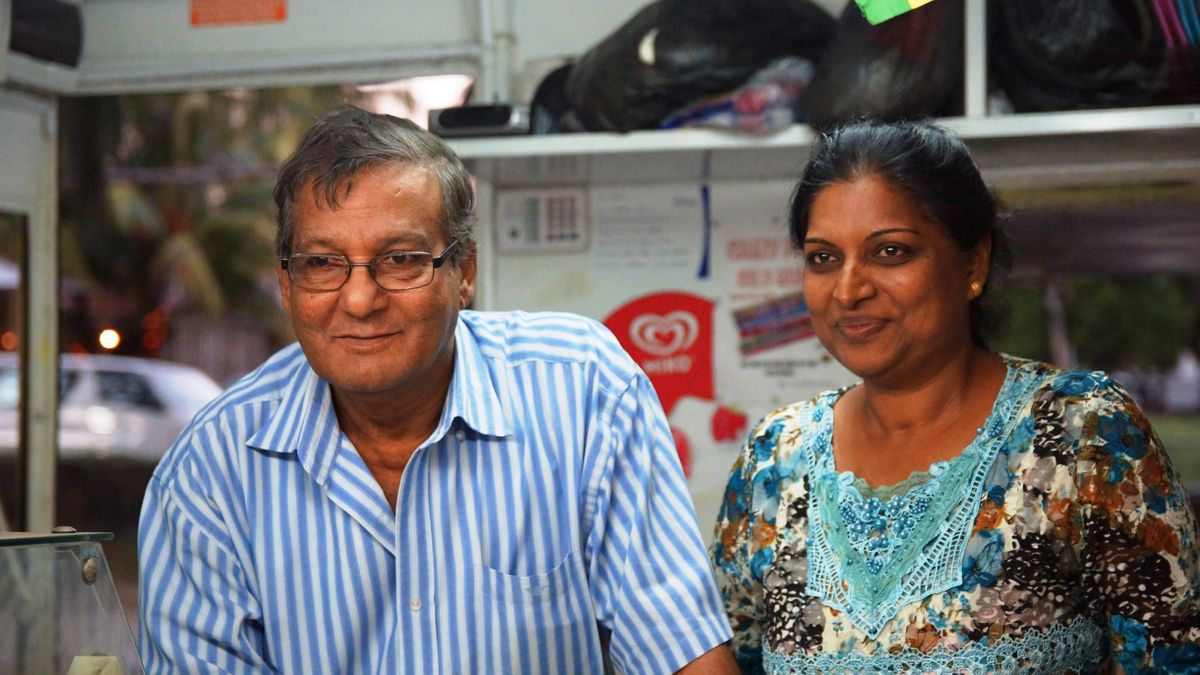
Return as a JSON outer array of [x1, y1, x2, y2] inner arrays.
[[712, 119, 1200, 674]]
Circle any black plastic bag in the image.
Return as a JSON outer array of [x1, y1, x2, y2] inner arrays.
[[565, 0, 834, 132], [990, 0, 1168, 111], [804, 0, 964, 129], [530, 63, 584, 134]]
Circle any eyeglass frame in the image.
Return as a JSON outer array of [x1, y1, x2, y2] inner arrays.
[[280, 240, 460, 292]]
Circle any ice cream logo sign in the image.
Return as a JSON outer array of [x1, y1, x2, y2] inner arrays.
[[604, 292, 714, 416], [628, 311, 699, 373]]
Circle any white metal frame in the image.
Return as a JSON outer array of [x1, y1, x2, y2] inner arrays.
[[0, 89, 59, 532]]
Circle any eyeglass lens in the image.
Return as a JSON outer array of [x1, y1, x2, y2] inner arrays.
[[289, 252, 434, 290]]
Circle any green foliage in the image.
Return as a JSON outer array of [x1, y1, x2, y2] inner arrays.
[[990, 283, 1050, 362], [1061, 275, 1198, 370], [992, 275, 1198, 372], [59, 86, 357, 320]]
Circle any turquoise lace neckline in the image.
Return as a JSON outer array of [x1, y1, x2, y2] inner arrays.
[[804, 357, 1044, 639]]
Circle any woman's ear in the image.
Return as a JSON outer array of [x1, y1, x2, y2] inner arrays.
[[967, 235, 992, 293]]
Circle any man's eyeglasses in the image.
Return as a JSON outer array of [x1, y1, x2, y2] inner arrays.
[[281, 241, 459, 292]]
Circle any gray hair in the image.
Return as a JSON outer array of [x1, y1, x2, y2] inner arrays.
[[273, 106, 476, 262]]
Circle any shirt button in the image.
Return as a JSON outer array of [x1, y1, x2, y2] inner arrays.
[[455, 431, 465, 441], [409, 597, 422, 612]]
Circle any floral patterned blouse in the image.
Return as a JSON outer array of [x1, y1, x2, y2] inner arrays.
[[712, 355, 1200, 674]]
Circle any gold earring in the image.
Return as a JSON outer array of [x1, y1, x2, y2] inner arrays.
[[969, 281, 983, 298]]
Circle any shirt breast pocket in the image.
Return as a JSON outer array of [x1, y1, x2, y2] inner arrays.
[[475, 550, 582, 607], [469, 551, 603, 672]]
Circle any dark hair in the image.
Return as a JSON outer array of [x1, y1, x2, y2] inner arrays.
[[789, 119, 1011, 348], [273, 106, 475, 262]]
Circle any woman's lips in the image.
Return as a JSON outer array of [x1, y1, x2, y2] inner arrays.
[[836, 317, 886, 341]]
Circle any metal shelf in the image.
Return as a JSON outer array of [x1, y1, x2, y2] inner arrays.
[[451, 105, 1200, 189]]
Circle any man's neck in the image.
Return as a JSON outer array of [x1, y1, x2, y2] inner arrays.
[[331, 358, 455, 454]]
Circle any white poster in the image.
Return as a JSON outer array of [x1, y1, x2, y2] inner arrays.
[[490, 179, 855, 535]]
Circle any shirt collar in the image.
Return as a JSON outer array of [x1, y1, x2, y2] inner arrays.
[[245, 355, 341, 484], [246, 315, 511, 484], [441, 313, 512, 440]]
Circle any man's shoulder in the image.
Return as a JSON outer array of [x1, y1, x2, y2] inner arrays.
[[202, 343, 308, 418], [461, 309, 631, 366], [153, 344, 308, 474]]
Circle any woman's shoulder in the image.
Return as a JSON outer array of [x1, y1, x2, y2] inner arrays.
[[744, 386, 846, 449], [1001, 354, 1135, 410]]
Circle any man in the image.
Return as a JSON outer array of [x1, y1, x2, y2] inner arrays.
[[138, 106, 736, 674]]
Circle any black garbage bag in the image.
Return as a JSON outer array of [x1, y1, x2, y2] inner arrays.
[[565, 0, 834, 132], [530, 63, 584, 134], [804, 0, 964, 129], [989, 0, 1167, 112]]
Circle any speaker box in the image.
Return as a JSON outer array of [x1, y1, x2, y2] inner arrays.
[[10, 0, 83, 67], [429, 104, 530, 138]]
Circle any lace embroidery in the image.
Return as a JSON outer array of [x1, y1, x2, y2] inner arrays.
[[763, 614, 1106, 674], [805, 359, 1049, 638], [850, 469, 934, 501]]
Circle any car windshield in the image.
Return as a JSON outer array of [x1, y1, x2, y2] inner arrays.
[[0, 368, 15, 409], [150, 367, 224, 415], [0, 366, 80, 408]]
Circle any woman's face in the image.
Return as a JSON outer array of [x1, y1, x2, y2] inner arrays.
[[800, 174, 989, 382]]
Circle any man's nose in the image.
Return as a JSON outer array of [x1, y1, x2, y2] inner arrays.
[[338, 264, 388, 315]]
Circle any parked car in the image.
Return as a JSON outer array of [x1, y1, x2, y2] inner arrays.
[[0, 353, 224, 463]]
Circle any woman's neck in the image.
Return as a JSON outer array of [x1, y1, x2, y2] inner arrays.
[[857, 347, 999, 435], [833, 347, 1006, 486]]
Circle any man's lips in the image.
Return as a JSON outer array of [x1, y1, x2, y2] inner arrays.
[[334, 332, 400, 343]]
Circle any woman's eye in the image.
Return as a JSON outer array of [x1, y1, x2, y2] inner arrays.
[[877, 245, 909, 260], [805, 251, 834, 266]]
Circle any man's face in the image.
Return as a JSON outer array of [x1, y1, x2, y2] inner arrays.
[[278, 164, 475, 404]]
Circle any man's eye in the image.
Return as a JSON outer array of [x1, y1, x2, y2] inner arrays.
[[380, 253, 418, 267], [306, 256, 338, 268]]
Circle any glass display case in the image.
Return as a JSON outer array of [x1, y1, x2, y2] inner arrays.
[[0, 531, 143, 675]]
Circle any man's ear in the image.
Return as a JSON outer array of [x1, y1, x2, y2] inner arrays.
[[457, 250, 477, 309], [277, 263, 293, 316]]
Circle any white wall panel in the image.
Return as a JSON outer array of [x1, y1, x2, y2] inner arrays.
[[0, 101, 41, 210], [74, 0, 482, 92]]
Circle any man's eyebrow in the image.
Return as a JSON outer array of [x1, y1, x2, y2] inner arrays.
[[294, 234, 432, 251]]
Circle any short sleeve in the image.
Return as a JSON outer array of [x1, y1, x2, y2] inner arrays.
[[583, 373, 732, 674], [1070, 378, 1200, 672], [711, 413, 790, 675]]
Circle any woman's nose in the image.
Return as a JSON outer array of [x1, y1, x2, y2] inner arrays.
[[832, 262, 875, 307]]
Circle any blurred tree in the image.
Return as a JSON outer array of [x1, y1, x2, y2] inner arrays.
[[1062, 274, 1198, 371], [992, 275, 1199, 372], [58, 86, 357, 354], [991, 283, 1051, 363]]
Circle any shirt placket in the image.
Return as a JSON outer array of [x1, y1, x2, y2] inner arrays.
[[393, 442, 440, 673]]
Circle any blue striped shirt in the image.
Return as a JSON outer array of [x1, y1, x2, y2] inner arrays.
[[138, 310, 731, 674]]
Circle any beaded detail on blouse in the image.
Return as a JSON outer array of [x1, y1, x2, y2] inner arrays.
[[805, 361, 1043, 638]]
